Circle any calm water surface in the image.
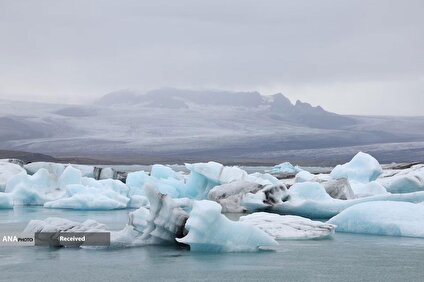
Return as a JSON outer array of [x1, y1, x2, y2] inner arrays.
[[1, 207, 423, 282]]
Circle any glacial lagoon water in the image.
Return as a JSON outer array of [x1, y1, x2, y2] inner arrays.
[[1, 207, 423, 282]]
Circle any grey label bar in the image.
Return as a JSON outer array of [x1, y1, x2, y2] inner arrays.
[[34, 232, 110, 247]]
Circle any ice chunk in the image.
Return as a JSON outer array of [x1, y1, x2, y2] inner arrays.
[[126, 171, 149, 196], [128, 195, 149, 208], [349, 180, 388, 198], [6, 169, 63, 205], [321, 178, 354, 200], [207, 181, 263, 212], [58, 165, 82, 190], [177, 200, 278, 252], [268, 162, 303, 175], [241, 183, 288, 211], [330, 152, 382, 183], [295, 170, 315, 183], [23, 217, 107, 233], [151, 164, 183, 180], [44, 181, 130, 210], [378, 164, 424, 193], [186, 161, 248, 184], [114, 184, 190, 247], [328, 201, 424, 238], [25, 162, 94, 178], [137, 184, 190, 242], [0, 192, 13, 209], [244, 182, 424, 219], [0, 161, 25, 192], [240, 212, 335, 240], [246, 172, 280, 186]]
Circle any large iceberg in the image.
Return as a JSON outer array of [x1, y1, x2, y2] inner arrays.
[[125, 161, 280, 203], [240, 212, 335, 240], [177, 200, 277, 252], [331, 152, 382, 183], [5, 165, 133, 210], [328, 201, 424, 238], [243, 182, 424, 218]]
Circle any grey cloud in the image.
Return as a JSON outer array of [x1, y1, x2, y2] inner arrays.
[[0, 0, 422, 115]]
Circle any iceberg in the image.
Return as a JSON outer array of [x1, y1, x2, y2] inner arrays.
[[186, 161, 248, 184], [328, 201, 424, 238], [240, 212, 335, 240], [243, 182, 424, 219], [44, 184, 129, 210], [267, 162, 303, 179], [240, 183, 288, 211], [6, 168, 63, 205], [377, 164, 424, 193], [349, 180, 388, 198], [321, 178, 354, 200], [25, 162, 94, 178], [269, 162, 303, 174], [177, 200, 278, 252], [44, 178, 130, 210], [23, 217, 107, 233], [126, 171, 150, 196], [130, 184, 190, 242], [331, 152, 382, 183], [0, 161, 25, 192], [150, 164, 184, 180], [294, 170, 315, 183], [207, 181, 263, 212]]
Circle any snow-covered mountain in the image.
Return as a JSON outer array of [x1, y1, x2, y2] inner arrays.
[[1, 88, 424, 165]]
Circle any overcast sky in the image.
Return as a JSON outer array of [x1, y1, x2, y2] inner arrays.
[[0, 0, 423, 115]]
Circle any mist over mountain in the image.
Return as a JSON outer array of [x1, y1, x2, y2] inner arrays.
[[1, 88, 424, 165]]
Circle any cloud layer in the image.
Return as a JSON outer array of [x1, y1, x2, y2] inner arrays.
[[0, 0, 422, 115]]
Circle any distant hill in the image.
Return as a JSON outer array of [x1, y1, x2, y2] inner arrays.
[[96, 88, 355, 129], [0, 89, 424, 165]]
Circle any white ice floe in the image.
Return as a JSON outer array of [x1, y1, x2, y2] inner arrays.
[[331, 152, 382, 183], [240, 212, 335, 240], [328, 201, 424, 238], [176, 200, 277, 252]]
